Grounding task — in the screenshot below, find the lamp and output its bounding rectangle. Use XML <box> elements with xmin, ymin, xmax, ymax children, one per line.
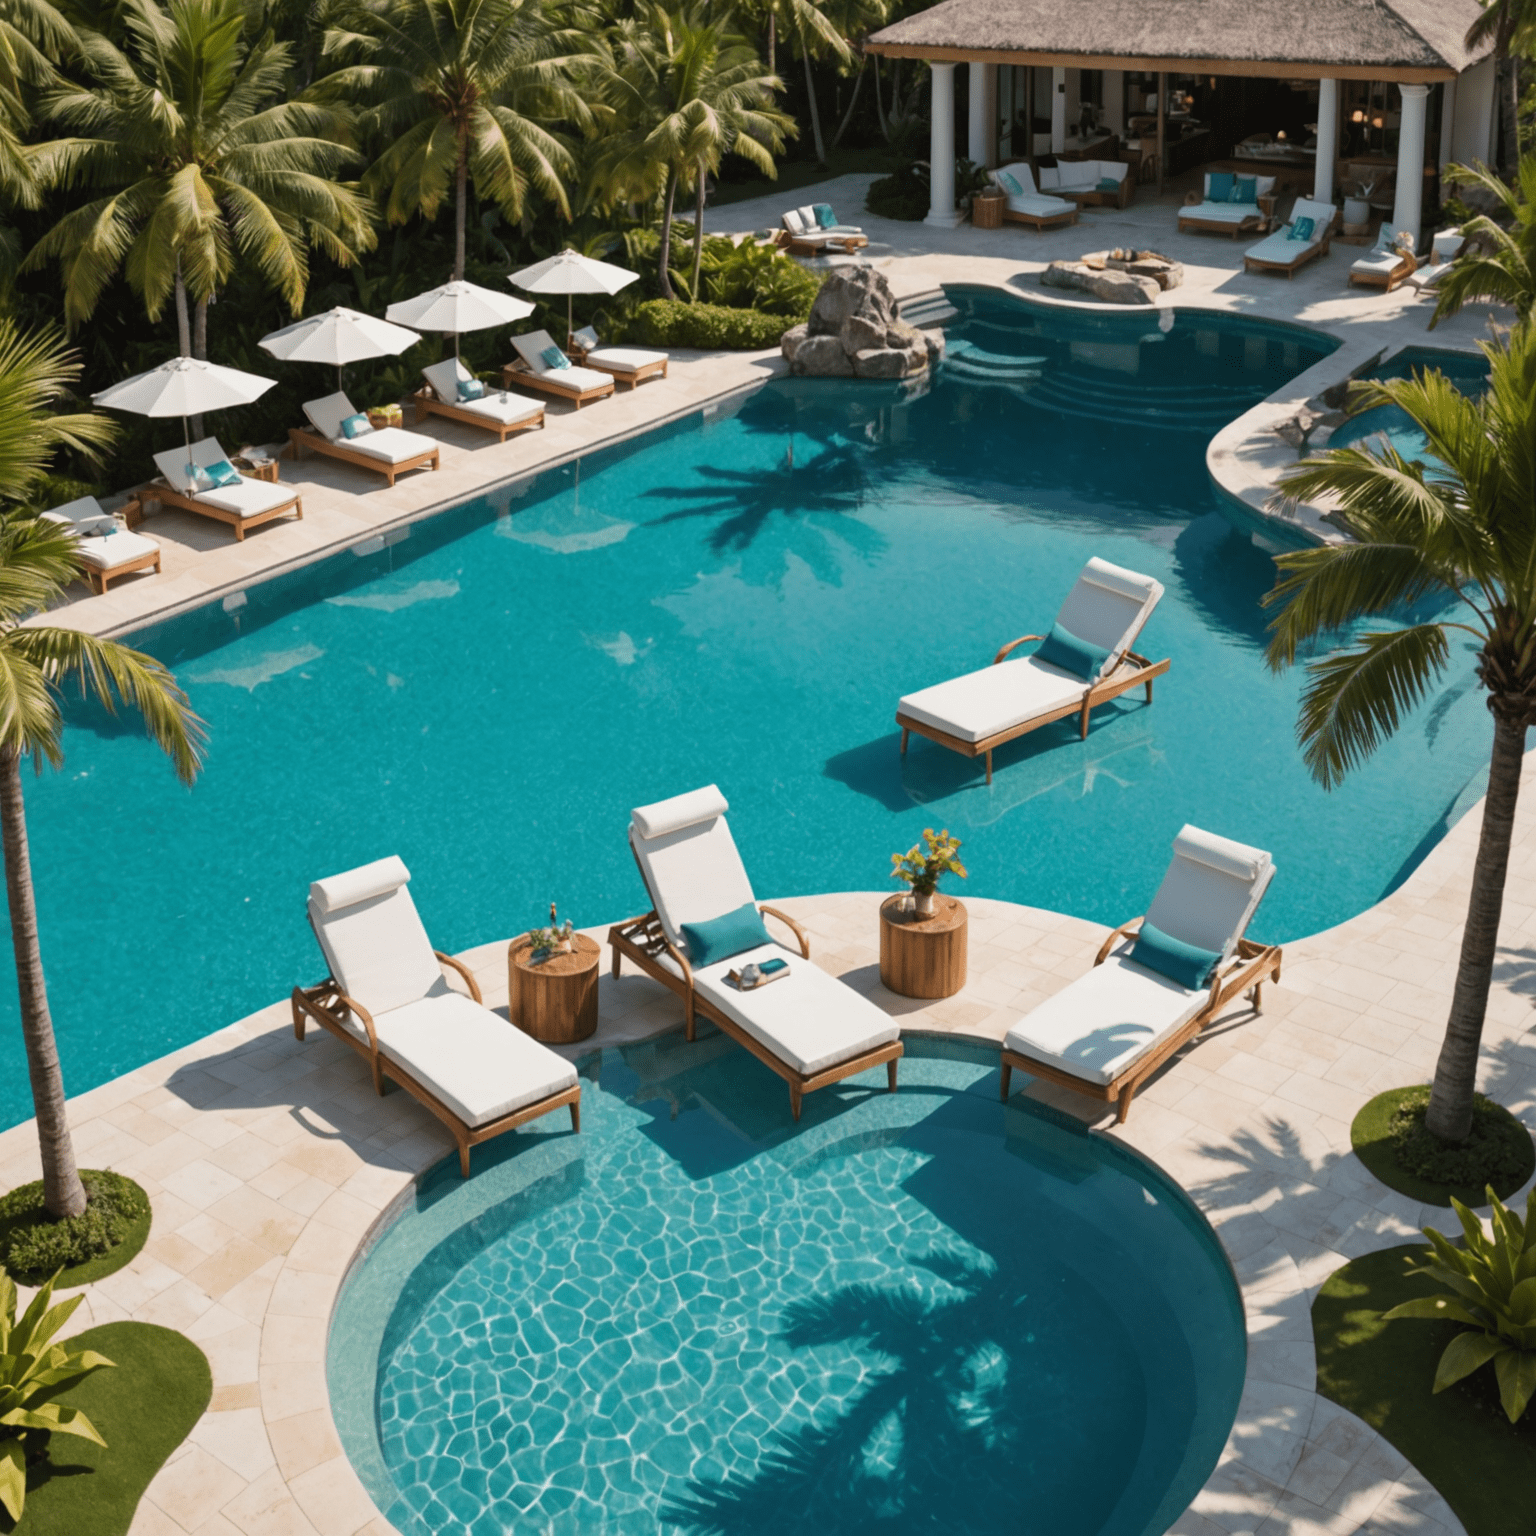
<box><xmin>1277</xmin><ymin>129</ymin><xmax>1287</xmax><ymax>141</ymax></box>
<box><xmin>1351</xmin><ymin>109</ymin><xmax>1365</xmax><ymax>123</ymax></box>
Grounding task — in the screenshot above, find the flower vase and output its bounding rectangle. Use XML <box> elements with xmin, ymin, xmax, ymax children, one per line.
<box><xmin>913</xmin><ymin>890</ymin><xmax>937</xmax><ymax>920</ymax></box>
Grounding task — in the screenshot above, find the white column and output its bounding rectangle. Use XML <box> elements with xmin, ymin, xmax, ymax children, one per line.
<box><xmin>1051</xmin><ymin>66</ymin><xmax>1066</xmax><ymax>153</ymax></box>
<box><xmin>967</xmin><ymin>63</ymin><xmax>986</xmax><ymax>165</ymax></box>
<box><xmin>981</xmin><ymin>62</ymin><xmax>998</xmax><ymax>167</ymax></box>
<box><xmin>926</xmin><ymin>62</ymin><xmax>961</xmax><ymax>228</ymax></box>
<box><xmin>1313</xmin><ymin>77</ymin><xmax>1338</xmax><ymax>205</ymax></box>
<box><xmin>1393</xmin><ymin>83</ymin><xmax>1430</xmax><ymax>247</ymax></box>
<box><xmin>1439</xmin><ymin>77</ymin><xmax>1457</xmax><ymax>173</ymax></box>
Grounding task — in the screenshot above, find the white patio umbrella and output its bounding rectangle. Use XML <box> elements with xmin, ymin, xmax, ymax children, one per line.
<box><xmin>258</xmin><ymin>306</ymin><xmax>421</xmax><ymax>390</ymax></box>
<box><xmin>508</xmin><ymin>248</ymin><xmax>639</xmax><ymax>348</ymax></box>
<box><xmin>384</xmin><ymin>280</ymin><xmax>533</xmax><ymax>357</ymax></box>
<box><xmin>93</xmin><ymin>355</ymin><xmax>276</xmax><ymax>456</ymax></box>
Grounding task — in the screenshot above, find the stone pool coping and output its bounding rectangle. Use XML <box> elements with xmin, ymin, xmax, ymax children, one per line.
<box><xmin>8</xmin><ymin>752</ymin><xmax>1535</xmax><ymax>1535</ymax></box>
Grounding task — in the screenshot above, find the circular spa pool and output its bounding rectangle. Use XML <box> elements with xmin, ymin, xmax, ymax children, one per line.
<box><xmin>330</xmin><ymin>1040</ymin><xmax>1246</xmax><ymax>1536</ymax></box>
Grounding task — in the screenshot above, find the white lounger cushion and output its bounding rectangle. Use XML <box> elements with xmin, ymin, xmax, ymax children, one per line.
<box><xmin>341</xmin><ymin>426</ymin><xmax>439</xmax><ymax>464</ymax></box>
<box><xmin>694</xmin><ymin>943</ymin><xmax>898</xmax><ymax>1076</ymax></box>
<box><xmin>899</xmin><ymin>656</ymin><xmax>1088</xmax><ymax>743</ymax></box>
<box><xmin>629</xmin><ymin>788</ymin><xmax>755</xmax><ymax>953</ymax></box>
<box><xmin>1048</xmin><ymin>159</ymin><xmax>1128</xmax><ymax>192</ymax></box>
<box><xmin>41</xmin><ymin>500</ymin><xmax>159</xmax><ymax>572</ymax></box>
<box><xmin>421</xmin><ymin>361</ymin><xmax>544</xmax><ymax>425</ymax></box>
<box><xmin>512</xmin><ymin>330</ymin><xmax>613</xmax><ymax>392</ymax></box>
<box><xmin>191</xmin><ymin>477</ymin><xmax>295</xmax><ymax>516</ymax></box>
<box><xmin>1181</xmin><ymin>201</ymin><xmax>1260</xmax><ymax>225</ymax></box>
<box><xmin>585</xmin><ymin>346</ymin><xmax>666</xmax><ymax>372</ymax></box>
<box><xmin>1249</xmin><ymin>198</ymin><xmax>1335</xmax><ymax>262</ymax></box>
<box><xmin>1352</xmin><ymin>248</ymin><xmax>1410</xmax><ymax>276</ymax></box>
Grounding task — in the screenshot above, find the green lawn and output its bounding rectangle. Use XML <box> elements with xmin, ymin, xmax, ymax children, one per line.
<box><xmin>1313</xmin><ymin>1245</ymin><xmax>1536</xmax><ymax>1536</ymax></box>
<box><xmin>9</xmin><ymin>1322</ymin><xmax>210</xmax><ymax>1535</ymax></box>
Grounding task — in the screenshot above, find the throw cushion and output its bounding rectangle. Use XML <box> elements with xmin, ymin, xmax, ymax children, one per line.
<box><xmin>539</xmin><ymin>345</ymin><xmax>570</xmax><ymax>371</ymax></box>
<box><xmin>204</xmin><ymin>458</ymin><xmax>241</xmax><ymax>487</ymax></box>
<box><xmin>1034</xmin><ymin>621</ymin><xmax>1112</xmax><ymax>682</ymax></box>
<box><xmin>812</xmin><ymin>203</ymin><xmax>836</xmax><ymax>229</ymax></box>
<box><xmin>1206</xmin><ymin>171</ymin><xmax>1235</xmax><ymax>203</ymax></box>
<box><xmin>340</xmin><ymin>413</ymin><xmax>371</xmax><ymax>440</ymax></box>
<box><xmin>457</xmin><ymin>378</ymin><xmax>486</xmax><ymax>401</ymax></box>
<box><xmin>680</xmin><ymin>901</ymin><xmax>772</xmax><ymax>967</ymax></box>
<box><xmin>1231</xmin><ymin>176</ymin><xmax>1257</xmax><ymax>205</ymax></box>
<box><xmin>994</xmin><ymin>170</ymin><xmax>1024</xmax><ymax>198</ymax></box>
<box><xmin>1130</xmin><ymin>919</ymin><xmax>1221</xmax><ymax>991</ymax></box>
<box><xmin>1097</xmin><ymin>177</ymin><xmax>1120</xmax><ymax>193</ymax></box>
<box><xmin>1288</xmin><ymin>215</ymin><xmax>1316</xmax><ymax>242</ymax></box>
<box><xmin>183</xmin><ymin>463</ymin><xmax>214</xmax><ymax>492</ymax></box>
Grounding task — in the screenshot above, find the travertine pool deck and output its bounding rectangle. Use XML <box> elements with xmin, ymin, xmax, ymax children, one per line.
<box><xmin>7</xmin><ymin>750</ymin><xmax>1535</xmax><ymax>1536</ymax></box>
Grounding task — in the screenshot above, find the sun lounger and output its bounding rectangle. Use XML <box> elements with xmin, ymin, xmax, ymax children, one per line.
<box><xmin>292</xmin><ymin>856</ymin><xmax>580</xmax><ymax>1176</ymax></box>
<box><xmin>988</xmin><ymin>164</ymin><xmax>1078</xmax><ymax>230</ymax></box>
<box><xmin>412</xmin><ymin>358</ymin><xmax>546</xmax><ymax>441</ymax></box>
<box><xmin>607</xmin><ymin>785</ymin><xmax>902</xmax><ymax>1119</ymax></box>
<box><xmin>1039</xmin><ymin>158</ymin><xmax>1134</xmax><ymax>209</ymax></box>
<box><xmin>146</xmin><ymin>436</ymin><xmax>303</xmax><ymax>540</ymax></box>
<box><xmin>1407</xmin><ymin>228</ymin><xmax>1466</xmax><ymax>292</ymax></box>
<box><xmin>502</xmin><ymin>331</ymin><xmax>616</xmax><ymax>408</ymax></box>
<box><xmin>289</xmin><ymin>392</ymin><xmax>441</xmax><ymax>486</ymax></box>
<box><xmin>780</xmin><ymin>206</ymin><xmax>868</xmax><ymax>254</ymax></box>
<box><xmin>897</xmin><ymin>557</ymin><xmax>1169</xmax><ymax>784</ymax></box>
<box><xmin>1242</xmin><ymin>198</ymin><xmax>1338</xmax><ymax>277</ymax></box>
<box><xmin>41</xmin><ymin>495</ymin><xmax>160</xmax><ymax>593</ymax></box>
<box><xmin>999</xmin><ymin>826</ymin><xmax>1281</xmax><ymax>1122</ymax></box>
<box><xmin>1349</xmin><ymin>223</ymin><xmax>1418</xmax><ymax>292</ymax></box>
<box><xmin>1178</xmin><ymin>171</ymin><xmax>1278</xmax><ymax>237</ymax></box>
<box><xmin>569</xmin><ymin>326</ymin><xmax>668</xmax><ymax>389</ymax></box>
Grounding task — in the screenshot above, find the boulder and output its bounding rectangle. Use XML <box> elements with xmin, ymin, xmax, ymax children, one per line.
<box><xmin>807</xmin><ymin>266</ymin><xmax>898</xmax><ymax>336</ymax></box>
<box><xmin>1040</xmin><ymin>261</ymin><xmax>1159</xmax><ymax>305</ymax></box>
<box><xmin>789</xmin><ymin>334</ymin><xmax>854</xmax><ymax>376</ymax></box>
<box><xmin>841</xmin><ymin>314</ymin><xmax>888</xmax><ymax>355</ymax></box>
<box><xmin>779</xmin><ymin>323</ymin><xmax>810</xmax><ymax>364</ymax></box>
<box><xmin>1089</xmin><ymin>247</ymin><xmax>1185</xmax><ymax>290</ymax></box>
<box><xmin>787</xmin><ymin>267</ymin><xmax>931</xmax><ymax>378</ymax></box>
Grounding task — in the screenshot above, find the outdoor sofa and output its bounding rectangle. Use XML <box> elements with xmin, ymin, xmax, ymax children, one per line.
<box><xmin>987</xmin><ymin>164</ymin><xmax>1079</xmax><ymax>230</ymax></box>
<box><xmin>291</xmin><ymin>393</ymin><xmax>441</xmax><ymax>486</ymax></box>
<box><xmin>897</xmin><ymin>556</ymin><xmax>1170</xmax><ymax>784</ymax></box>
<box><xmin>1039</xmin><ymin>158</ymin><xmax>1134</xmax><ymax>209</ymax></box>
<box><xmin>780</xmin><ymin>205</ymin><xmax>868</xmax><ymax>254</ymax></box>
<box><xmin>999</xmin><ymin>825</ymin><xmax>1282</xmax><ymax>1122</ymax></box>
<box><xmin>1242</xmin><ymin>198</ymin><xmax>1339</xmax><ymax>277</ymax></box>
<box><xmin>412</xmin><ymin>358</ymin><xmax>546</xmax><ymax>441</ymax></box>
<box><xmin>503</xmin><ymin>331</ymin><xmax>617</xmax><ymax>408</ymax></box>
<box><xmin>41</xmin><ymin>494</ymin><xmax>160</xmax><ymax>592</ymax></box>
<box><xmin>1178</xmin><ymin>171</ymin><xmax>1279</xmax><ymax>236</ymax></box>
<box><xmin>146</xmin><ymin>436</ymin><xmax>303</xmax><ymax>540</ymax></box>
<box><xmin>293</xmin><ymin>856</ymin><xmax>581</xmax><ymax>1176</ymax></box>
<box><xmin>608</xmin><ymin>785</ymin><xmax>902</xmax><ymax>1119</ymax></box>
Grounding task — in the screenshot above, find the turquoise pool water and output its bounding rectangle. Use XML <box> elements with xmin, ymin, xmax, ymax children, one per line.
<box><xmin>1329</xmin><ymin>345</ymin><xmax>1490</xmax><ymax>465</ymax></box>
<box><xmin>8</xmin><ymin>291</ymin><xmax>1492</xmax><ymax>1130</ymax></box>
<box><xmin>329</xmin><ymin>1038</ymin><xmax>1247</xmax><ymax>1536</ymax></box>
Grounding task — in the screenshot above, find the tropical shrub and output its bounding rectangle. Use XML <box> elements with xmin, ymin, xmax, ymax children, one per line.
<box><xmin>1383</xmin><ymin>1185</ymin><xmax>1536</xmax><ymax>1423</ymax></box>
<box><xmin>1384</xmin><ymin>1086</ymin><xmax>1534</xmax><ymax>1188</ymax></box>
<box><xmin>624</xmin><ymin>299</ymin><xmax>801</xmax><ymax>348</ymax></box>
<box><xmin>0</xmin><ymin>1170</ymin><xmax>150</xmax><ymax>1278</ymax></box>
<box><xmin>699</xmin><ymin>237</ymin><xmax>819</xmax><ymax>315</ymax></box>
<box><xmin>865</xmin><ymin>163</ymin><xmax>928</xmax><ymax>220</ymax></box>
<box><xmin>0</xmin><ymin>1269</ymin><xmax>114</xmax><ymax>1521</ymax></box>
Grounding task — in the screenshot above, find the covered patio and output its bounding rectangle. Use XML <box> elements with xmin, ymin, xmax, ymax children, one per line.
<box><xmin>864</xmin><ymin>0</ymin><xmax>1497</xmax><ymax>247</ymax></box>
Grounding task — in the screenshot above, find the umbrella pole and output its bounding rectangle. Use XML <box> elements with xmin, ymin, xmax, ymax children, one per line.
<box><xmin>567</xmin><ymin>294</ymin><xmax>573</xmax><ymax>353</ymax></box>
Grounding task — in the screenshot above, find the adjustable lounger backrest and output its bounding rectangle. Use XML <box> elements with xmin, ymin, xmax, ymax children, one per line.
<box><xmin>41</xmin><ymin>494</ymin><xmax>107</xmax><ymax>528</ymax></box>
<box><xmin>782</xmin><ymin>210</ymin><xmax>807</xmax><ymax>234</ymax></box>
<box><xmin>152</xmin><ymin>446</ymin><xmax>202</xmax><ymax>495</ymax></box>
<box><xmin>1287</xmin><ymin>199</ymin><xmax>1336</xmax><ymax>240</ymax></box>
<box><xmin>628</xmin><ymin>785</ymin><xmax>757</xmax><ymax>956</ymax></box>
<box><xmin>304</xmin><ymin>392</ymin><xmax>357</xmax><ymax>442</ymax></box>
<box><xmin>421</xmin><ymin>358</ymin><xmax>467</xmax><ymax>402</ymax></box>
<box><xmin>1142</xmin><ymin>826</ymin><xmax>1275</xmax><ymax>964</ymax></box>
<box><xmin>187</xmin><ymin>437</ymin><xmax>233</xmax><ymax>472</ymax></box>
<box><xmin>1052</xmin><ymin>557</ymin><xmax>1165</xmax><ymax>681</ymax></box>
<box><xmin>512</xmin><ymin>331</ymin><xmax>560</xmax><ymax>375</ymax></box>
<box><xmin>307</xmin><ymin>855</ymin><xmax>444</xmax><ymax>1014</ymax></box>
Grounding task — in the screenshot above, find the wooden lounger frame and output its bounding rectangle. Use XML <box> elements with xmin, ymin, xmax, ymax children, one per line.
<box><xmin>410</xmin><ymin>387</ymin><xmax>546</xmax><ymax>441</ymax></box>
<box><xmin>140</xmin><ymin>478</ymin><xmax>303</xmax><ymax>541</ymax></box>
<box><xmin>287</xmin><ymin>425</ymin><xmax>440</xmax><ymax>487</ymax></box>
<box><xmin>1348</xmin><ymin>250</ymin><xmax>1417</xmax><ymax>293</ymax></box>
<box><xmin>607</xmin><ymin>902</ymin><xmax>902</xmax><ymax>1120</ymax></box>
<box><xmin>500</xmin><ymin>361</ymin><xmax>616</xmax><ymax>408</ymax></box>
<box><xmin>1000</xmin><ymin>926</ymin><xmax>1283</xmax><ymax>1123</ymax></box>
<box><xmin>776</xmin><ymin>230</ymin><xmax>870</xmax><ymax>256</ymax></box>
<box><xmin>1001</xmin><ymin>204</ymin><xmax>1078</xmax><ymax>232</ymax></box>
<box><xmin>1178</xmin><ymin>194</ymin><xmax>1274</xmax><ymax>239</ymax></box>
<box><xmin>291</xmin><ymin>951</ymin><xmax>580</xmax><ymax>1177</ymax></box>
<box><xmin>576</xmin><ymin>352</ymin><xmax>669</xmax><ymax>390</ymax></box>
<box><xmin>897</xmin><ymin>636</ymin><xmax>1172</xmax><ymax>785</ymax></box>
<box><xmin>1243</xmin><ymin>217</ymin><xmax>1337</xmax><ymax>278</ymax></box>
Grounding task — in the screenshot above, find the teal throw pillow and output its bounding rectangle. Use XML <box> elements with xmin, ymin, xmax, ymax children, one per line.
<box><xmin>995</xmin><ymin>170</ymin><xmax>1024</xmax><ymax>198</ymax></box>
<box><xmin>205</xmin><ymin>458</ymin><xmax>241</xmax><ymax>487</ymax></box>
<box><xmin>1034</xmin><ymin>621</ymin><xmax>1112</xmax><ymax>682</ymax></box>
<box><xmin>1097</xmin><ymin>177</ymin><xmax>1120</xmax><ymax>193</ymax></box>
<box><xmin>1206</xmin><ymin>171</ymin><xmax>1234</xmax><ymax>203</ymax></box>
<box><xmin>1231</xmin><ymin>176</ymin><xmax>1257</xmax><ymax>205</ymax></box>
<box><xmin>1288</xmin><ymin>215</ymin><xmax>1316</xmax><ymax>242</ymax></box>
<box><xmin>457</xmin><ymin>378</ymin><xmax>486</xmax><ymax>401</ymax></box>
<box><xmin>340</xmin><ymin>413</ymin><xmax>371</xmax><ymax>439</ymax></box>
<box><xmin>813</xmin><ymin>203</ymin><xmax>836</xmax><ymax>229</ymax></box>
<box><xmin>1130</xmin><ymin>919</ymin><xmax>1221</xmax><ymax>991</ymax></box>
<box><xmin>680</xmin><ymin>902</ymin><xmax>772</xmax><ymax>967</ymax></box>
<box><xmin>183</xmin><ymin>462</ymin><xmax>213</xmax><ymax>491</ymax></box>
<box><xmin>539</xmin><ymin>345</ymin><xmax>570</xmax><ymax>371</ymax></box>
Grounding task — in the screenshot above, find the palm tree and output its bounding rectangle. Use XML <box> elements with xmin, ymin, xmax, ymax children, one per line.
<box><xmin>1465</xmin><ymin>0</ymin><xmax>1536</xmax><ymax>174</ymax></box>
<box><xmin>0</xmin><ymin>325</ymin><xmax>203</xmax><ymax>1221</ymax></box>
<box><xmin>1264</xmin><ymin>325</ymin><xmax>1536</xmax><ymax>1144</ymax></box>
<box><xmin>1431</xmin><ymin>154</ymin><xmax>1536</xmax><ymax>328</ymax></box>
<box><xmin>320</xmin><ymin>0</ymin><xmax>586</xmax><ymax>282</ymax></box>
<box><xmin>594</xmin><ymin>4</ymin><xmax>789</xmax><ymax>302</ymax></box>
<box><xmin>26</xmin><ymin>0</ymin><xmax>373</xmax><ymax>358</ymax></box>
<box><xmin>0</xmin><ymin>0</ymin><xmax>76</xmax><ymax>208</ymax></box>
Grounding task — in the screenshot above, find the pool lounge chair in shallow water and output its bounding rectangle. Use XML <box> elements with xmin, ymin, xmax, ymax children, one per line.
<box><xmin>896</xmin><ymin>557</ymin><xmax>1169</xmax><ymax>784</ymax></box>
<box><xmin>999</xmin><ymin>826</ymin><xmax>1282</xmax><ymax>1123</ymax></box>
<box><xmin>607</xmin><ymin>785</ymin><xmax>902</xmax><ymax>1119</ymax></box>
<box><xmin>292</xmin><ymin>857</ymin><xmax>580</xmax><ymax>1176</ymax></box>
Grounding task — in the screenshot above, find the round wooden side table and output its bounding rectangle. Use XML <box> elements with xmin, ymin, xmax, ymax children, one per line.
<box><xmin>508</xmin><ymin>932</ymin><xmax>599</xmax><ymax>1042</ymax></box>
<box><xmin>879</xmin><ymin>895</ymin><xmax>968</xmax><ymax>1000</ymax></box>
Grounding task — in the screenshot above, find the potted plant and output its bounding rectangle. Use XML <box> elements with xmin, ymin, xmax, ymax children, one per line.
<box><xmin>891</xmin><ymin>829</ymin><xmax>967</xmax><ymax>919</ymax></box>
<box><xmin>526</xmin><ymin>903</ymin><xmax>575</xmax><ymax>963</ymax></box>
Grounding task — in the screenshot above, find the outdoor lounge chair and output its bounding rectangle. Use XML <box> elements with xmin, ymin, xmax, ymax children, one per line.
<box><xmin>1242</xmin><ymin>198</ymin><xmax>1338</xmax><ymax>277</ymax></box>
<box><xmin>569</xmin><ymin>326</ymin><xmax>669</xmax><ymax>389</ymax></box>
<box><xmin>607</xmin><ymin>785</ymin><xmax>902</xmax><ymax>1119</ymax></box>
<box><xmin>780</xmin><ymin>206</ymin><xmax>868</xmax><ymax>255</ymax></box>
<box><xmin>987</xmin><ymin>164</ymin><xmax>1078</xmax><ymax>230</ymax></box>
<box><xmin>1039</xmin><ymin>158</ymin><xmax>1134</xmax><ymax>209</ymax></box>
<box><xmin>503</xmin><ymin>331</ymin><xmax>617</xmax><ymax>408</ymax></box>
<box><xmin>147</xmin><ymin>436</ymin><xmax>303</xmax><ymax>540</ymax></box>
<box><xmin>1178</xmin><ymin>171</ymin><xmax>1278</xmax><ymax>237</ymax></box>
<box><xmin>999</xmin><ymin>825</ymin><xmax>1281</xmax><ymax>1123</ymax></box>
<box><xmin>413</xmin><ymin>358</ymin><xmax>546</xmax><ymax>441</ymax></box>
<box><xmin>1348</xmin><ymin>224</ymin><xmax>1418</xmax><ymax>292</ymax></box>
<box><xmin>41</xmin><ymin>494</ymin><xmax>160</xmax><ymax>593</ymax></box>
<box><xmin>292</xmin><ymin>856</ymin><xmax>580</xmax><ymax>1176</ymax></box>
<box><xmin>896</xmin><ymin>557</ymin><xmax>1169</xmax><ymax>784</ymax></box>
<box><xmin>290</xmin><ymin>393</ymin><xmax>441</xmax><ymax>486</ymax></box>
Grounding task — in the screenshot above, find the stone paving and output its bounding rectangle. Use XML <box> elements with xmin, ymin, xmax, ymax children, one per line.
<box><xmin>3</xmin><ymin>748</ymin><xmax>1532</xmax><ymax>1535</ymax></box>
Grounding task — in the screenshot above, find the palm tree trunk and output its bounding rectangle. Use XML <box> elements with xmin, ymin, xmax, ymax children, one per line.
<box><xmin>690</xmin><ymin>161</ymin><xmax>707</xmax><ymax>303</ymax></box>
<box><xmin>766</xmin><ymin>12</ymin><xmax>775</xmax><ymax>78</ymax></box>
<box><xmin>454</xmin><ymin>140</ymin><xmax>468</xmax><ymax>283</ymax></box>
<box><xmin>873</xmin><ymin>53</ymin><xmax>888</xmax><ymax>139</ymax></box>
<box><xmin>657</xmin><ymin>165</ymin><xmax>678</xmax><ymax>302</ymax></box>
<box><xmin>832</xmin><ymin>56</ymin><xmax>867</xmax><ymax>149</ymax></box>
<box><xmin>174</xmin><ymin>264</ymin><xmax>191</xmax><ymax>358</ymax></box>
<box><xmin>802</xmin><ymin>49</ymin><xmax>827</xmax><ymax>165</ymax></box>
<box><xmin>0</xmin><ymin>749</ymin><xmax>85</xmax><ymax>1221</ymax></box>
<box><xmin>1426</xmin><ymin>711</ymin><xmax>1528</xmax><ymax>1140</ymax></box>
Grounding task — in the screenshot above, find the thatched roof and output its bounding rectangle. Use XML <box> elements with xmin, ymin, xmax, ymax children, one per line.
<box><xmin>866</xmin><ymin>0</ymin><xmax>1492</xmax><ymax>80</ymax></box>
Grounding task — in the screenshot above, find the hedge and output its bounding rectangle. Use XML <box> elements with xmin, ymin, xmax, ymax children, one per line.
<box><xmin>626</xmin><ymin>300</ymin><xmax>800</xmax><ymax>350</ymax></box>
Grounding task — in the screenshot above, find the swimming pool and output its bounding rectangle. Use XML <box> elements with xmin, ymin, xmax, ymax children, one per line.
<box><xmin>329</xmin><ymin>1038</ymin><xmax>1247</xmax><ymax>1536</ymax></box>
<box><xmin>1328</xmin><ymin>344</ymin><xmax>1490</xmax><ymax>465</ymax></box>
<box><xmin>10</xmin><ymin>291</ymin><xmax>1492</xmax><ymax>1130</ymax></box>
